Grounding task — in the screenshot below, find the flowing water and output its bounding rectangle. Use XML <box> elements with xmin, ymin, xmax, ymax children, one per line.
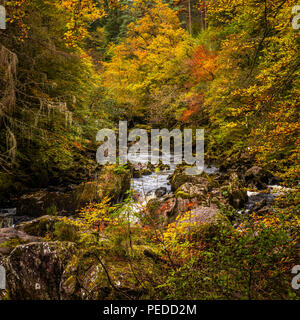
<box><xmin>130</xmin><ymin>153</ymin><xmax>218</xmax><ymax>203</ymax></box>
<box><xmin>0</xmin><ymin>155</ymin><xmax>292</xmax><ymax>228</ymax></box>
<box><xmin>240</xmin><ymin>185</ymin><xmax>295</xmax><ymax>214</ymax></box>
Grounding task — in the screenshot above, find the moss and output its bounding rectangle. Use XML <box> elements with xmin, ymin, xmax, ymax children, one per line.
<box><xmin>74</xmin><ymin>164</ymin><xmax>131</xmax><ymax>205</ymax></box>
<box><xmin>0</xmin><ymin>173</ymin><xmax>13</xmax><ymax>192</ymax></box>
<box><xmin>53</xmin><ymin>221</ymin><xmax>79</xmax><ymax>242</ymax></box>
<box><xmin>187</xmin><ymin>214</ymin><xmax>232</xmax><ymax>242</ymax></box>
<box><xmin>175</xmin><ymin>190</ymin><xmax>192</xmax><ymax>199</ymax></box>
<box><xmin>159</xmin><ymin>163</ymin><xmax>170</xmax><ymax>171</ymax></box>
<box><xmin>132</xmin><ymin>169</ymin><xmax>142</xmax><ymax>178</ymax></box>
<box><xmin>171</xmin><ymin>173</ymin><xmax>189</xmax><ymax>191</ymax></box>
<box><xmin>46</xmin><ymin>205</ymin><xmax>57</xmax><ymax>216</ymax></box>
<box><xmin>0</xmin><ymin>289</ymin><xmax>10</xmax><ymax>300</ymax></box>
<box><xmin>141</xmin><ymin>169</ymin><xmax>152</xmax><ymax>176</ymax></box>
<box><xmin>0</xmin><ymin>238</ymin><xmax>27</xmax><ymax>249</ymax></box>
<box><xmin>20</xmin><ymin>216</ymin><xmax>59</xmax><ymax>237</ymax></box>
<box><xmin>55</xmin><ymin>242</ymin><xmax>76</xmax><ymax>262</ymax></box>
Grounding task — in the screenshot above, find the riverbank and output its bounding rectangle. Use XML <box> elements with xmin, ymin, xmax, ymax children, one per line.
<box><xmin>1</xmin><ymin>155</ymin><xmax>299</xmax><ymax>300</ymax></box>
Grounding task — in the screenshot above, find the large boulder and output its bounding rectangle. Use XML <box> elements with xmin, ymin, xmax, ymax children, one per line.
<box><xmin>176</xmin><ymin>182</ymin><xmax>208</xmax><ymax>200</ymax></box>
<box><xmin>0</xmin><ymin>228</ymin><xmax>40</xmax><ymax>255</ymax></box>
<box><xmin>176</xmin><ymin>205</ymin><xmax>228</xmax><ymax>227</ymax></box>
<box><xmin>60</xmin><ymin>254</ymin><xmax>110</xmax><ymax>300</ymax></box>
<box><xmin>155</xmin><ymin>187</ymin><xmax>167</xmax><ymax>198</ymax></box>
<box><xmin>223</xmin><ymin>173</ymin><xmax>248</xmax><ymax>209</ymax></box>
<box><xmin>18</xmin><ymin>188</ymin><xmax>78</xmax><ymax>217</ymax></box>
<box><xmin>169</xmin><ymin>166</ymin><xmax>217</xmax><ymax>191</ymax></box>
<box><xmin>73</xmin><ymin>165</ymin><xmax>131</xmax><ymax>206</ymax></box>
<box><xmin>144</xmin><ymin>195</ymin><xmax>182</xmax><ymax>226</ymax></box>
<box><xmin>16</xmin><ymin>165</ymin><xmax>131</xmax><ymax>217</ymax></box>
<box><xmin>130</xmin><ymin>162</ymin><xmax>155</xmax><ymax>178</ymax></box>
<box><xmin>60</xmin><ymin>249</ymin><xmax>145</xmax><ymax>300</ymax></box>
<box><xmin>3</xmin><ymin>242</ymin><xmax>75</xmax><ymax>300</ymax></box>
<box><xmin>16</xmin><ymin>215</ymin><xmax>60</xmax><ymax>237</ymax></box>
<box><xmin>16</xmin><ymin>215</ymin><xmax>78</xmax><ymax>242</ymax></box>
<box><xmin>171</xmin><ymin>205</ymin><xmax>231</xmax><ymax>240</ymax></box>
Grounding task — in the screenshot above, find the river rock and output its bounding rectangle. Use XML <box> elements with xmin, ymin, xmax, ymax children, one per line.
<box><xmin>60</xmin><ymin>254</ymin><xmax>110</xmax><ymax>300</ymax></box>
<box><xmin>245</xmin><ymin>166</ymin><xmax>271</xmax><ymax>189</ymax></box>
<box><xmin>169</xmin><ymin>166</ymin><xmax>217</xmax><ymax>191</ymax></box>
<box><xmin>174</xmin><ymin>197</ymin><xmax>199</xmax><ymax>218</ymax></box>
<box><xmin>172</xmin><ymin>205</ymin><xmax>231</xmax><ymax>238</ymax></box>
<box><xmin>141</xmin><ymin>169</ymin><xmax>152</xmax><ymax>176</ymax></box>
<box><xmin>224</xmin><ymin>173</ymin><xmax>248</xmax><ymax>209</ymax></box>
<box><xmin>16</xmin><ymin>215</ymin><xmax>61</xmax><ymax>237</ymax></box>
<box><xmin>155</xmin><ymin>187</ymin><xmax>167</xmax><ymax>197</ymax></box>
<box><xmin>60</xmin><ymin>249</ymin><xmax>145</xmax><ymax>300</ymax></box>
<box><xmin>177</xmin><ymin>205</ymin><xmax>226</xmax><ymax>225</ymax></box>
<box><xmin>176</xmin><ymin>182</ymin><xmax>208</xmax><ymax>200</ymax></box>
<box><xmin>17</xmin><ymin>189</ymin><xmax>74</xmax><ymax>217</ymax></box>
<box><xmin>159</xmin><ymin>197</ymin><xmax>177</xmax><ymax>219</ymax></box>
<box><xmin>132</xmin><ymin>169</ymin><xmax>142</xmax><ymax>178</ymax></box>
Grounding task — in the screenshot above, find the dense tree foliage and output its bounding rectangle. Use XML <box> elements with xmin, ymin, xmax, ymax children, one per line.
<box><xmin>103</xmin><ymin>0</ymin><xmax>299</xmax><ymax>183</ymax></box>
<box><xmin>0</xmin><ymin>0</ymin><xmax>105</xmax><ymax>197</ymax></box>
<box><xmin>203</xmin><ymin>0</ymin><xmax>299</xmax><ymax>182</ymax></box>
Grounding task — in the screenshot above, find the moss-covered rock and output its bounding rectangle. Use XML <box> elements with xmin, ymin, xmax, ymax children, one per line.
<box><xmin>175</xmin><ymin>182</ymin><xmax>208</xmax><ymax>200</ymax></box>
<box><xmin>244</xmin><ymin>166</ymin><xmax>272</xmax><ymax>190</ymax></box>
<box><xmin>17</xmin><ymin>190</ymin><xmax>74</xmax><ymax>217</ymax></box>
<box><xmin>60</xmin><ymin>246</ymin><xmax>146</xmax><ymax>300</ymax></box>
<box><xmin>3</xmin><ymin>241</ymin><xmax>76</xmax><ymax>300</ymax></box>
<box><xmin>74</xmin><ymin>164</ymin><xmax>131</xmax><ymax>206</ymax></box>
<box><xmin>169</xmin><ymin>165</ymin><xmax>218</xmax><ymax>191</ymax></box>
<box><xmin>15</xmin><ymin>215</ymin><xmax>78</xmax><ymax>242</ymax></box>
<box><xmin>141</xmin><ymin>168</ymin><xmax>152</xmax><ymax>176</ymax></box>
<box><xmin>0</xmin><ymin>227</ymin><xmax>40</xmax><ymax>255</ymax></box>
<box><xmin>16</xmin><ymin>215</ymin><xmax>60</xmax><ymax>237</ymax></box>
<box><xmin>16</xmin><ymin>165</ymin><xmax>131</xmax><ymax>217</ymax></box>
<box><xmin>174</xmin><ymin>205</ymin><xmax>231</xmax><ymax>237</ymax></box>
<box><xmin>222</xmin><ymin>173</ymin><xmax>248</xmax><ymax>209</ymax></box>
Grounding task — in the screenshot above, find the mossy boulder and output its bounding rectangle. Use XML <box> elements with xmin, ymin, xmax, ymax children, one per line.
<box><xmin>132</xmin><ymin>169</ymin><xmax>142</xmax><ymax>178</ymax></box>
<box><xmin>16</xmin><ymin>215</ymin><xmax>78</xmax><ymax>242</ymax></box>
<box><xmin>60</xmin><ymin>252</ymin><xmax>111</xmax><ymax>300</ymax></box>
<box><xmin>141</xmin><ymin>168</ymin><xmax>152</xmax><ymax>176</ymax></box>
<box><xmin>0</xmin><ymin>227</ymin><xmax>40</xmax><ymax>255</ymax></box>
<box><xmin>73</xmin><ymin>165</ymin><xmax>131</xmax><ymax>206</ymax></box>
<box><xmin>245</xmin><ymin>166</ymin><xmax>272</xmax><ymax>190</ymax></box>
<box><xmin>222</xmin><ymin>173</ymin><xmax>248</xmax><ymax>209</ymax></box>
<box><xmin>175</xmin><ymin>182</ymin><xmax>209</xmax><ymax>200</ymax></box>
<box><xmin>16</xmin><ymin>215</ymin><xmax>60</xmax><ymax>237</ymax></box>
<box><xmin>174</xmin><ymin>205</ymin><xmax>231</xmax><ymax>238</ymax></box>
<box><xmin>169</xmin><ymin>166</ymin><xmax>217</xmax><ymax>191</ymax></box>
<box><xmin>17</xmin><ymin>190</ymin><xmax>73</xmax><ymax>217</ymax></box>
<box><xmin>2</xmin><ymin>241</ymin><xmax>76</xmax><ymax>300</ymax></box>
<box><xmin>60</xmin><ymin>248</ymin><xmax>145</xmax><ymax>300</ymax></box>
<box><xmin>16</xmin><ymin>165</ymin><xmax>131</xmax><ymax>217</ymax></box>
